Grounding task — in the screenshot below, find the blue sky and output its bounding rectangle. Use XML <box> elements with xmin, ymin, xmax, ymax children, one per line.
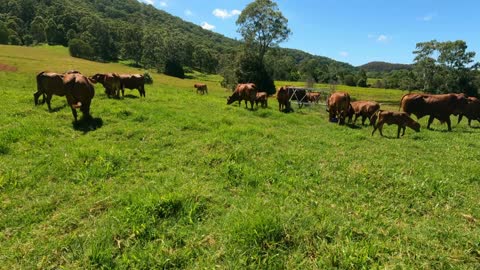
<box><xmin>139</xmin><ymin>0</ymin><xmax>480</xmax><ymax>66</ymax></box>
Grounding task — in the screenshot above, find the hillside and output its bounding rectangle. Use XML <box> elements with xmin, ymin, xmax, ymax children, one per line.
<box><xmin>359</xmin><ymin>61</ymin><xmax>413</xmax><ymax>72</ymax></box>
<box><xmin>0</xmin><ymin>0</ymin><xmax>355</xmax><ymax>80</ymax></box>
<box><xmin>1</xmin><ymin>45</ymin><xmax>479</xmax><ymax>269</ymax></box>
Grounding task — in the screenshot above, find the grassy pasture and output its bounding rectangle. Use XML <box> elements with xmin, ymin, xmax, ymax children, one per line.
<box><xmin>0</xmin><ymin>45</ymin><xmax>479</xmax><ymax>269</ymax></box>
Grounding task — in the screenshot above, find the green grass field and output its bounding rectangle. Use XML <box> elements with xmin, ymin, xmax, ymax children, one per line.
<box><xmin>1</xmin><ymin>45</ymin><xmax>479</xmax><ymax>269</ymax></box>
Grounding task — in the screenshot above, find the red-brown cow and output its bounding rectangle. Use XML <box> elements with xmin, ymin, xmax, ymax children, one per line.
<box><xmin>227</xmin><ymin>83</ymin><xmax>257</xmax><ymax>110</ymax></box>
<box><xmin>63</xmin><ymin>73</ymin><xmax>95</xmax><ymax>121</ymax></box>
<box><xmin>306</xmin><ymin>92</ymin><xmax>321</xmax><ymax>104</ymax></box>
<box><xmin>119</xmin><ymin>74</ymin><xmax>145</xmax><ymax>97</ymax></box>
<box><xmin>400</xmin><ymin>93</ymin><xmax>468</xmax><ymax>131</ymax></box>
<box><xmin>348</xmin><ymin>101</ymin><xmax>380</xmax><ymax>125</ymax></box>
<box><xmin>327</xmin><ymin>92</ymin><xmax>351</xmax><ymax>125</ymax></box>
<box><xmin>255</xmin><ymin>92</ymin><xmax>268</xmax><ymax>108</ymax></box>
<box><xmin>371</xmin><ymin>110</ymin><xmax>420</xmax><ymax>138</ymax></box>
<box><xmin>458</xmin><ymin>96</ymin><xmax>480</xmax><ymax>127</ymax></box>
<box><xmin>276</xmin><ymin>86</ymin><xmax>292</xmax><ymax>112</ymax></box>
<box><xmin>90</xmin><ymin>73</ymin><xmax>121</xmax><ymax>98</ymax></box>
<box><xmin>194</xmin><ymin>83</ymin><xmax>208</xmax><ymax>95</ymax></box>
<box><xmin>34</xmin><ymin>71</ymin><xmax>66</xmax><ymax>110</ymax></box>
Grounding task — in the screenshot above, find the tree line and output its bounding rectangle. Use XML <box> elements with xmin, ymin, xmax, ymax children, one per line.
<box><xmin>1</xmin><ymin>0</ymin><xmax>478</xmax><ymax>95</ymax></box>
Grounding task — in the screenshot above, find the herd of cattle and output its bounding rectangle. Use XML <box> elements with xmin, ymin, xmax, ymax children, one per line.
<box><xmin>34</xmin><ymin>70</ymin><xmax>146</xmax><ymax>121</ymax></box>
<box><xmin>226</xmin><ymin>83</ymin><xmax>480</xmax><ymax>138</ymax></box>
<box><xmin>33</xmin><ymin>73</ymin><xmax>480</xmax><ymax>138</ymax></box>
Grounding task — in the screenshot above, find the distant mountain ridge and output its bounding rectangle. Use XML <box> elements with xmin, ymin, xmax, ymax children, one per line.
<box><xmin>359</xmin><ymin>61</ymin><xmax>413</xmax><ymax>73</ymax></box>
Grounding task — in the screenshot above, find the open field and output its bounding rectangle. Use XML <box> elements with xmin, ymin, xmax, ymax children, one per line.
<box><xmin>0</xmin><ymin>45</ymin><xmax>479</xmax><ymax>269</ymax></box>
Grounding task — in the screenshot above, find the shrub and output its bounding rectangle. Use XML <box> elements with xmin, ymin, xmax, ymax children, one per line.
<box><xmin>68</xmin><ymin>38</ymin><xmax>94</xmax><ymax>60</ymax></box>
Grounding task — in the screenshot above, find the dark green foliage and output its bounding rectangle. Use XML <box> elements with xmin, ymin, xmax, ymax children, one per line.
<box><xmin>68</xmin><ymin>38</ymin><xmax>94</xmax><ymax>59</ymax></box>
<box><xmin>143</xmin><ymin>72</ymin><xmax>153</xmax><ymax>84</ymax></box>
<box><xmin>30</xmin><ymin>16</ymin><xmax>46</xmax><ymax>43</ymax></box>
<box><xmin>360</xmin><ymin>61</ymin><xmax>413</xmax><ymax>73</ymax></box>
<box><xmin>0</xmin><ymin>21</ymin><xmax>9</xmax><ymax>44</ymax></box>
<box><xmin>22</xmin><ymin>34</ymin><xmax>32</xmax><ymax>45</ymax></box>
<box><xmin>8</xmin><ymin>33</ymin><xmax>21</xmax><ymax>45</ymax></box>
<box><xmin>344</xmin><ymin>74</ymin><xmax>356</xmax><ymax>86</ymax></box>
<box><xmin>236</xmin><ymin>53</ymin><xmax>276</xmax><ymax>95</ymax></box>
<box><xmin>164</xmin><ymin>59</ymin><xmax>184</xmax><ymax>79</ymax></box>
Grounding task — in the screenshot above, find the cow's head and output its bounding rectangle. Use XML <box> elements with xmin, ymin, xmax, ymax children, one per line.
<box><xmin>408</xmin><ymin>119</ymin><xmax>421</xmax><ymax>132</ymax></box>
<box><xmin>90</xmin><ymin>74</ymin><xmax>105</xmax><ymax>84</ymax></box>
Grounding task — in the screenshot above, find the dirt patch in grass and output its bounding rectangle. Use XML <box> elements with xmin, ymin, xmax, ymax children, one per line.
<box><xmin>0</xmin><ymin>63</ymin><xmax>18</xmax><ymax>72</ymax></box>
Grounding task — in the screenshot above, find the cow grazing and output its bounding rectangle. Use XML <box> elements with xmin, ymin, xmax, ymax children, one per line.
<box><xmin>34</xmin><ymin>71</ymin><xmax>67</xmax><ymax>110</ymax></box>
<box><xmin>348</xmin><ymin>101</ymin><xmax>380</xmax><ymax>125</ymax></box>
<box><xmin>327</xmin><ymin>92</ymin><xmax>351</xmax><ymax>125</ymax></box>
<box><xmin>255</xmin><ymin>92</ymin><xmax>268</xmax><ymax>108</ymax></box>
<box><xmin>371</xmin><ymin>110</ymin><xmax>420</xmax><ymax>138</ymax></box>
<box><xmin>90</xmin><ymin>73</ymin><xmax>121</xmax><ymax>98</ymax></box>
<box><xmin>227</xmin><ymin>83</ymin><xmax>257</xmax><ymax>110</ymax></box>
<box><xmin>118</xmin><ymin>74</ymin><xmax>145</xmax><ymax>97</ymax></box>
<box><xmin>400</xmin><ymin>93</ymin><xmax>468</xmax><ymax>131</ymax></box>
<box><xmin>194</xmin><ymin>83</ymin><xmax>208</xmax><ymax>95</ymax></box>
<box><xmin>63</xmin><ymin>73</ymin><xmax>95</xmax><ymax>121</ymax></box>
<box><xmin>276</xmin><ymin>86</ymin><xmax>292</xmax><ymax>112</ymax></box>
<box><xmin>457</xmin><ymin>96</ymin><xmax>480</xmax><ymax>127</ymax></box>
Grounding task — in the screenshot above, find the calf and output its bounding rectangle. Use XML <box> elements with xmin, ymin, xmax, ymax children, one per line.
<box><xmin>194</xmin><ymin>83</ymin><xmax>208</xmax><ymax>95</ymax></box>
<box><xmin>119</xmin><ymin>74</ymin><xmax>145</xmax><ymax>97</ymax></box>
<box><xmin>255</xmin><ymin>92</ymin><xmax>268</xmax><ymax>108</ymax></box>
<box><xmin>371</xmin><ymin>110</ymin><xmax>420</xmax><ymax>138</ymax></box>
<box><xmin>348</xmin><ymin>101</ymin><xmax>380</xmax><ymax>125</ymax></box>
<box><xmin>327</xmin><ymin>92</ymin><xmax>351</xmax><ymax>125</ymax></box>
<box><xmin>457</xmin><ymin>96</ymin><xmax>480</xmax><ymax>127</ymax></box>
<box><xmin>90</xmin><ymin>73</ymin><xmax>121</xmax><ymax>98</ymax></box>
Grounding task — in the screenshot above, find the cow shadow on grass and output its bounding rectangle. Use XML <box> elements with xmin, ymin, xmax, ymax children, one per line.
<box><xmin>50</xmin><ymin>104</ymin><xmax>67</xmax><ymax>112</ymax></box>
<box><xmin>124</xmin><ymin>94</ymin><xmax>139</xmax><ymax>99</ymax></box>
<box><xmin>72</xmin><ymin>117</ymin><xmax>103</xmax><ymax>133</ymax></box>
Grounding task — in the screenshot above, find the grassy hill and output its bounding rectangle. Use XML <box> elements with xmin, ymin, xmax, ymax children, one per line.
<box><xmin>359</xmin><ymin>61</ymin><xmax>413</xmax><ymax>73</ymax></box>
<box><xmin>1</xmin><ymin>45</ymin><xmax>479</xmax><ymax>269</ymax></box>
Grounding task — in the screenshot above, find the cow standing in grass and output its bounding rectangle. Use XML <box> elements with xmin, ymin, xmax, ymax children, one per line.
<box><xmin>227</xmin><ymin>83</ymin><xmax>257</xmax><ymax>110</ymax></box>
<box><xmin>194</xmin><ymin>83</ymin><xmax>208</xmax><ymax>95</ymax></box>
<box><xmin>400</xmin><ymin>93</ymin><xmax>468</xmax><ymax>131</ymax></box>
<box><xmin>34</xmin><ymin>71</ymin><xmax>66</xmax><ymax>110</ymax></box>
<box><xmin>90</xmin><ymin>73</ymin><xmax>121</xmax><ymax>98</ymax></box>
<box><xmin>276</xmin><ymin>86</ymin><xmax>292</xmax><ymax>112</ymax></box>
<box><xmin>348</xmin><ymin>101</ymin><xmax>380</xmax><ymax>125</ymax></box>
<box><xmin>119</xmin><ymin>74</ymin><xmax>146</xmax><ymax>97</ymax></box>
<box><xmin>63</xmin><ymin>73</ymin><xmax>95</xmax><ymax>121</ymax></box>
<box><xmin>371</xmin><ymin>110</ymin><xmax>420</xmax><ymax>138</ymax></box>
<box><xmin>457</xmin><ymin>96</ymin><xmax>480</xmax><ymax>127</ymax></box>
<box><xmin>327</xmin><ymin>92</ymin><xmax>351</xmax><ymax>125</ymax></box>
<box><xmin>255</xmin><ymin>92</ymin><xmax>268</xmax><ymax>108</ymax></box>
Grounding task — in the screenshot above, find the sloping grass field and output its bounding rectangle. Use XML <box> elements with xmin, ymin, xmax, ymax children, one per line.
<box><xmin>0</xmin><ymin>45</ymin><xmax>479</xmax><ymax>269</ymax></box>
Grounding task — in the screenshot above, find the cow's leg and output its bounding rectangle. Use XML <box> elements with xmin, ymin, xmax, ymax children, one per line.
<box><xmin>468</xmin><ymin>118</ymin><xmax>472</xmax><ymax>127</ymax></box>
<box><xmin>446</xmin><ymin>117</ymin><xmax>452</xmax><ymax>131</ymax></box>
<box><xmin>361</xmin><ymin>115</ymin><xmax>367</xmax><ymax>125</ymax></box>
<box><xmin>402</xmin><ymin>126</ymin><xmax>406</xmax><ymax>136</ymax></box>
<box><xmin>427</xmin><ymin>115</ymin><xmax>434</xmax><ymax>129</ymax></box>
<box><xmin>34</xmin><ymin>92</ymin><xmax>42</xmax><ymax>105</ymax></box>
<box><xmin>141</xmin><ymin>86</ymin><xmax>145</xmax><ymax>97</ymax></box>
<box><xmin>45</xmin><ymin>94</ymin><xmax>53</xmax><ymax>111</ymax></box>
<box><xmin>397</xmin><ymin>125</ymin><xmax>402</xmax><ymax>138</ymax></box>
<box><xmin>250</xmin><ymin>100</ymin><xmax>254</xmax><ymax>110</ymax></box>
<box><xmin>458</xmin><ymin>115</ymin><xmax>463</xmax><ymax>124</ymax></box>
<box><xmin>371</xmin><ymin>124</ymin><xmax>378</xmax><ymax>136</ymax></box>
<box><xmin>378</xmin><ymin>123</ymin><xmax>385</xmax><ymax>136</ymax></box>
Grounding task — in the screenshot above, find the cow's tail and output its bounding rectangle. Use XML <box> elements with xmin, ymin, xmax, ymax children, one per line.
<box><xmin>370</xmin><ymin>109</ymin><xmax>383</xmax><ymax>127</ymax></box>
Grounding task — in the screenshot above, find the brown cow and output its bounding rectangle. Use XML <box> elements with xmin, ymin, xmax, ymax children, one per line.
<box><xmin>457</xmin><ymin>96</ymin><xmax>480</xmax><ymax>127</ymax></box>
<box><xmin>34</xmin><ymin>71</ymin><xmax>66</xmax><ymax>110</ymax></box>
<box><xmin>227</xmin><ymin>83</ymin><xmax>257</xmax><ymax>110</ymax></box>
<box><xmin>90</xmin><ymin>73</ymin><xmax>121</xmax><ymax>98</ymax></box>
<box><xmin>194</xmin><ymin>83</ymin><xmax>208</xmax><ymax>95</ymax></box>
<box><xmin>306</xmin><ymin>92</ymin><xmax>321</xmax><ymax>104</ymax></box>
<box><xmin>119</xmin><ymin>74</ymin><xmax>145</xmax><ymax>97</ymax></box>
<box><xmin>63</xmin><ymin>73</ymin><xmax>95</xmax><ymax>121</ymax></box>
<box><xmin>371</xmin><ymin>110</ymin><xmax>420</xmax><ymax>138</ymax></box>
<box><xmin>400</xmin><ymin>93</ymin><xmax>468</xmax><ymax>131</ymax></box>
<box><xmin>255</xmin><ymin>92</ymin><xmax>268</xmax><ymax>108</ymax></box>
<box><xmin>348</xmin><ymin>101</ymin><xmax>380</xmax><ymax>125</ymax></box>
<box><xmin>327</xmin><ymin>92</ymin><xmax>351</xmax><ymax>125</ymax></box>
<box><xmin>276</xmin><ymin>86</ymin><xmax>292</xmax><ymax>112</ymax></box>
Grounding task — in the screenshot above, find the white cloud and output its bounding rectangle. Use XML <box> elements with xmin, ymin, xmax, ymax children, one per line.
<box><xmin>159</xmin><ymin>1</ymin><xmax>167</xmax><ymax>7</ymax></box>
<box><xmin>201</xmin><ymin>22</ymin><xmax>215</xmax><ymax>30</ymax></box>
<box><xmin>212</xmin><ymin>8</ymin><xmax>241</xmax><ymax>19</ymax></box>
<box><xmin>139</xmin><ymin>0</ymin><xmax>154</xmax><ymax>5</ymax></box>
<box><xmin>339</xmin><ymin>51</ymin><xmax>349</xmax><ymax>57</ymax></box>
<box><xmin>419</xmin><ymin>12</ymin><xmax>436</xmax><ymax>22</ymax></box>
<box><xmin>377</xmin><ymin>35</ymin><xmax>388</xmax><ymax>42</ymax></box>
<box><xmin>185</xmin><ymin>9</ymin><xmax>193</xmax><ymax>16</ymax></box>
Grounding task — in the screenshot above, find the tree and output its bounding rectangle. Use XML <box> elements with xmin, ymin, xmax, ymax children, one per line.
<box><xmin>69</xmin><ymin>38</ymin><xmax>94</xmax><ymax>59</ymax></box>
<box><xmin>30</xmin><ymin>16</ymin><xmax>46</xmax><ymax>44</ymax></box>
<box><xmin>236</xmin><ymin>0</ymin><xmax>291</xmax><ymax>63</ymax></box>
<box><xmin>0</xmin><ymin>21</ymin><xmax>8</xmax><ymax>44</ymax></box>
<box><xmin>356</xmin><ymin>69</ymin><xmax>368</xmax><ymax>87</ymax></box>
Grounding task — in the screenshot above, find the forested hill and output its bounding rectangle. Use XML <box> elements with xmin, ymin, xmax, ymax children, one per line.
<box><xmin>0</xmin><ymin>0</ymin><xmax>355</xmax><ymax>81</ymax></box>
<box><xmin>359</xmin><ymin>61</ymin><xmax>413</xmax><ymax>73</ymax></box>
